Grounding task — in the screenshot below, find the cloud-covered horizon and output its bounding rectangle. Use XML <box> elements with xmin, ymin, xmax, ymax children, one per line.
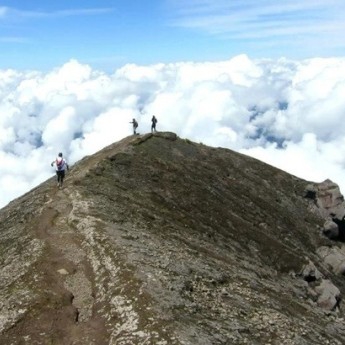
<box><xmin>1</xmin><ymin>55</ymin><xmax>345</xmax><ymax>209</ymax></box>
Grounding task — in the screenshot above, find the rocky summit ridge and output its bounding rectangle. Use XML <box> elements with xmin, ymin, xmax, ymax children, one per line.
<box><xmin>1</xmin><ymin>132</ymin><xmax>345</xmax><ymax>345</ymax></box>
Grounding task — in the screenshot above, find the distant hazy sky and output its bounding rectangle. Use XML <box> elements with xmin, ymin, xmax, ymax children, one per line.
<box><xmin>1</xmin><ymin>0</ymin><xmax>345</xmax><ymax>71</ymax></box>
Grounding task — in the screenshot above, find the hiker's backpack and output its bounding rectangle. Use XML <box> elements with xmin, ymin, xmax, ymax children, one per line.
<box><xmin>56</xmin><ymin>158</ymin><xmax>64</xmax><ymax>171</ymax></box>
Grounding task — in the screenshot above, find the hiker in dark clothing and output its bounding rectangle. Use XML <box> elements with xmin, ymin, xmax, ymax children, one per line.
<box><xmin>51</xmin><ymin>152</ymin><xmax>69</xmax><ymax>188</ymax></box>
<box><xmin>130</xmin><ymin>118</ymin><xmax>138</xmax><ymax>135</ymax></box>
<box><xmin>151</xmin><ymin>115</ymin><xmax>158</xmax><ymax>133</ymax></box>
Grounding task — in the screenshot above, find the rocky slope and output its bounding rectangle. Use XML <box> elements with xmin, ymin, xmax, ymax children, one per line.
<box><xmin>1</xmin><ymin>132</ymin><xmax>345</xmax><ymax>345</ymax></box>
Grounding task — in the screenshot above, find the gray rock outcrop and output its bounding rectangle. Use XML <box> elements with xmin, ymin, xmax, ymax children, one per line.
<box><xmin>305</xmin><ymin>179</ymin><xmax>345</xmax><ymax>220</ymax></box>
<box><xmin>317</xmin><ymin>246</ymin><xmax>345</xmax><ymax>275</ymax></box>
<box><xmin>323</xmin><ymin>219</ymin><xmax>340</xmax><ymax>240</ymax></box>
<box><xmin>315</xmin><ymin>279</ymin><xmax>341</xmax><ymax>312</ymax></box>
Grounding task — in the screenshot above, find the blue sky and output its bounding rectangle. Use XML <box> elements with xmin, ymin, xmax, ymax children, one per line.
<box><xmin>1</xmin><ymin>0</ymin><xmax>345</xmax><ymax>71</ymax></box>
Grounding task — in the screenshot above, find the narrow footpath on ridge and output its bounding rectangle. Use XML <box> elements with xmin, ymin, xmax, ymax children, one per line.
<box><xmin>26</xmin><ymin>184</ymin><xmax>109</xmax><ymax>344</ymax></box>
<box><xmin>7</xmin><ymin>133</ymin><xmax>178</xmax><ymax>345</ymax></box>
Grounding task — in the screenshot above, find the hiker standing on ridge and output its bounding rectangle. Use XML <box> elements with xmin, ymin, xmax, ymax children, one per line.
<box><xmin>151</xmin><ymin>115</ymin><xmax>158</xmax><ymax>133</ymax></box>
<box><xmin>51</xmin><ymin>152</ymin><xmax>69</xmax><ymax>189</ymax></box>
<box><xmin>130</xmin><ymin>118</ymin><xmax>138</xmax><ymax>135</ymax></box>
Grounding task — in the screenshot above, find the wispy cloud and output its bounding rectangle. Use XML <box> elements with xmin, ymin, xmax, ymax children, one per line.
<box><xmin>0</xmin><ymin>6</ymin><xmax>9</xmax><ymax>17</ymax></box>
<box><xmin>0</xmin><ymin>36</ymin><xmax>28</xmax><ymax>43</ymax></box>
<box><xmin>168</xmin><ymin>0</ymin><xmax>345</xmax><ymax>50</ymax></box>
<box><xmin>0</xmin><ymin>6</ymin><xmax>114</xmax><ymax>20</ymax></box>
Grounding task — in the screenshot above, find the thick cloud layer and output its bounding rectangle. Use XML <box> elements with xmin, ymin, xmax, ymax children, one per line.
<box><xmin>1</xmin><ymin>55</ymin><xmax>345</xmax><ymax>208</ymax></box>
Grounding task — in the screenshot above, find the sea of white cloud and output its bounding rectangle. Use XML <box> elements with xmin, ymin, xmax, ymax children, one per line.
<box><xmin>1</xmin><ymin>54</ymin><xmax>345</xmax><ymax>209</ymax></box>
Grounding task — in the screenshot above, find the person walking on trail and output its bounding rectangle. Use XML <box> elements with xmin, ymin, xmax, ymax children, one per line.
<box><xmin>51</xmin><ymin>152</ymin><xmax>69</xmax><ymax>188</ymax></box>
<box><xmin>151</xmin><ymin>115</ymin><xmax>158</xmax><ymax>133</ymax></box>
<box><xmin>130</xmin><ymin>118</ymin><xmax>138</xmax><ymax>135</ymax></box>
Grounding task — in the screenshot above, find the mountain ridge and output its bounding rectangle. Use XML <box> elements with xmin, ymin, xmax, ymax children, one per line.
<box><xmin>1</xmin><ymin>132</ymin><xmax>345</xmax><ymax>345</ymax></box>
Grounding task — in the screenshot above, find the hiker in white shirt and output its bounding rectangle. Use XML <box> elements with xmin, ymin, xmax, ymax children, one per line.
<box><xmin>51</xmin><ymin>152</ymin><xmax>69</xmax><ymax>188</ymax></box>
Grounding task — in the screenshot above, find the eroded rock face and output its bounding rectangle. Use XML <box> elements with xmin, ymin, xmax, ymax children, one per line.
<box><xmin>304</xmin><ymin>180</ymin><xmax>345</xmax><ymax>279</ymax></box>
<box><xmin>317</xmin><ymin>246</ymin><xmax>345</xmax><ymax>275</ymax></box>
<box><xmin>315</xmin><ymin>279</ymin><xmax>341</xmax><ymax>312</ymax></box>
<box><xmin>323</xmin><ymin>220</ymin><xmax>340</xmax><ymax>240</ymax></box>
<box><xmin>1</xmin><ymin>133</ymin><xmax>345</xmax><ymax>345</ymax></box>
<box><xmin>305</xmin><ymin>180</ymin><xmax>345</xmax><ymax>220</ymax></box>
<box><xmin>301</xmin><ymin>260</ymin><xmax>323</xmax><ymax>282</ymax></box>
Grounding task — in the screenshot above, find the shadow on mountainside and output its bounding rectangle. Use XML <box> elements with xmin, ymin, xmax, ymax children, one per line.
<box><xmin>1</xmin><ymin>132</ymin><xmax>345</xmax><ymax>344</ymax></box>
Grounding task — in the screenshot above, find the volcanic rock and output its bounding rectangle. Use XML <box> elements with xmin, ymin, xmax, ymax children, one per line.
<box><xmin>1</xmin><ymin>132</ymin><xmax>345</xmax><ymax>344</ymax></box>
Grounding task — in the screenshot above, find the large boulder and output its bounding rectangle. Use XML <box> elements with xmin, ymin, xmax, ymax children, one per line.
<box><xmin>315</xmin><ymin>279</ymin><xmax>341</xmax><ymax>312</ymax></box>
<box><xmin>317</xmin><ymin>246</ymin><xmax>345</xmax><ymax>275</ymax></box>
<box><xmin>301</xmin><ymin>260</ymin><xmax>323</xmax><ymax>282</ymax></box>
<box><xmin>323</xmin><ymin>219</ymin><xmax>339</xmax><ymax>240</ymax></box>
<box><xmin>305</xmin><ymin>179</ymin><xmax>345</xmax><ymax>220</ymax></box>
